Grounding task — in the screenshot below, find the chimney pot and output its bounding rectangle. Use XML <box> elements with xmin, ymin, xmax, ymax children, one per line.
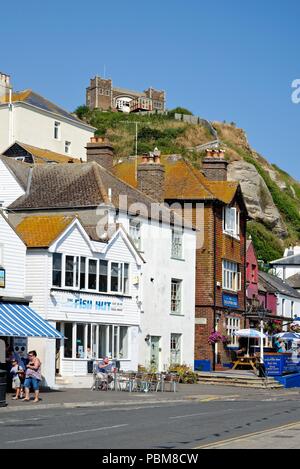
<box><xmin>86</xmin><ymin>136</ymin><xmax>114</xmax><ymax>171</ymax></box>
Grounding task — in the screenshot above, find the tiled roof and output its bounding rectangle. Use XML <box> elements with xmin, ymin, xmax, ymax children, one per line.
<box><xmin>286</xmin><ymin>273</ymin><xmax>300</xmax><ymax>289</ymax></box>
<box><xmin>8</xmin><ymin>161</ymin><xmax>186</xmax><ymax>227</ymax></box>
<box><xmin>15</xmin><ymin>216</ymin><xmax>74</xmax><ymax>247</ymax></box>
<box><xmin>258</xmin><ymin>271</ymin><xmax>300</xmax><ymax>299</ymax></box>
<box><xmin>3</xmin><ymin>142</ymin><xmax>80</xmax><ymax>164</ymax></box>
<box><xmin>114</xmin><ymin>154</ymin><xmax>239</xmax><ymax>204</ymax></box>
<box><xmin>0</xmin><ymin>90</ymin><xmax>95</xmax><ymax>128</ymax></box>
<box><xmin>270</xmin><ymin>254</ymin><xmax>300</xmax><ymax>266</ymax></box>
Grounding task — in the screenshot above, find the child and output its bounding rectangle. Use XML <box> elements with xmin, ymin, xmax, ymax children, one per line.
<box><xmin>10</xmin><ymin>359</ymin><xmax>25</xmax><ymax>400</ymax></box>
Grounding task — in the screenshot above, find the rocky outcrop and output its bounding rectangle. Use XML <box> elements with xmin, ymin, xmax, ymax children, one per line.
<box><xmin>228</xmin><ymin>160</ymin><xmax>288</xmax><ymax>238</ymax></box>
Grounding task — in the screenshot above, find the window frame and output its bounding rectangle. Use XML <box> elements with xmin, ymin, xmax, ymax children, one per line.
<box><xmin>171</xmin><ymin>228</ymin><xmax>183</xmax><ymax>260</ymax></box>
<box><xmin>223</xmin><ymin>206</ymin><xmax>240</xmax><ymax>238</ymax></box>
<box><xmin>65</xmin><ymin>141</ymin><xmax>71</xmax><ymax>154</ymax></box>
<box><xmin>170</xmin><ymin>279</ymin><xmax>183</xmax><ymax>315</ymax></box>
<box><xmin>129</xmin><ymin>218</ymin><xmax>142</xmax><ymax>251</ymax></box>
<box><xmin>53</xmin><ymin>121</ymin><xmax>61</xmax><ymax>140</ymax></box>
<box><xmin>222</xmin><ymin>260</ymin><xmax>241</xmax><ymax>292</ymax></box>
<box><xmin>226</xmin><ymin>317</ymin><xmax>241</xmax><ymax>346</ymax></box>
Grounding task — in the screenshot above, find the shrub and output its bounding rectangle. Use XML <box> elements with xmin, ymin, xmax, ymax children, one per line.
<box><xmin>167</xmin><ymin>364</ymin><xmax>198</xmax><ymax>384</ymax></box>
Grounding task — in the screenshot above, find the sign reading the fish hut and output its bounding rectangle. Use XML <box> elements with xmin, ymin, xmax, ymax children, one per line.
<box><xmin>0</xmin><ymin>268</ymin><xmax>5</xmax><ymax>288</ymax></box>
<box><xmin>57</xmin><ymin>294</ymin><xmax>123</xmax><ymax>313</ymax></box>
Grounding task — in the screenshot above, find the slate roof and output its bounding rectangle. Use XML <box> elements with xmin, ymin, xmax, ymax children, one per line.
<box><xmin>7</xmin><ymin>159</ymin><xmax>187</xmax><ymax>227</ymax></box>
<box><xmin>258</xmin><ymin>271</ymin><xmax>300</xmax><ymax>299</ymax></box>
<box><xmin>114</xmin><ymin>154</ymin><xmax>241</xmax><ymax>205</ymax></box>
<box><xmin>15</xmin><ymin>216</ymin><xmax>74</xmax><ymax>248</ymax></box>
<box><xmin>270</xmin><ymin>254</ymin><xmax>300</xmax><ymax>266</ymax></box>
<box><xmin>3</xmin><ymin>142</ymin><xmax>80</xmax><ymax>164</ymax></box>
<box><xmin>286</xmin><ymin>273</ymin><xmax>300</xmax><ymax>290</ymax></box>
<box><xmin>0</xmin><ymin>90</ymin><xmax>95</xmax><ymax>128</ymax></box>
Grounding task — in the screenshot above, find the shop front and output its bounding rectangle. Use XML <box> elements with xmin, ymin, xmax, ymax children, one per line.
<box><xmin>47</xmin><ymin>289</ymin><xmax>140</xmax><ymax>382</ymax></box>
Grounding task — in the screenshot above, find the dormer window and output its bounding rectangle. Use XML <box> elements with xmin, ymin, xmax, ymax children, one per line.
<box><xmin>223</xmin><ymin>207</ymin><xmax>240</xmax><ymax>238</ymax></box>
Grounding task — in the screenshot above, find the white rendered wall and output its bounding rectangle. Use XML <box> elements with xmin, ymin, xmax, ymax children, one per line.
<box><xmin>118</xmin><ymin>213</ymin><xmax>196</xmax><ymax>371</ymax></box>
<box><xmin>0</xmin><ymin>104</ymin><xmax>94</xmax><ymax>160</ymax></box>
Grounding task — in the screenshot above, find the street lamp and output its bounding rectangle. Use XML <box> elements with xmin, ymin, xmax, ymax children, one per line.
<box><xmin>257</xmin><ymin>309</ymin><xmax>267</xmax><ymax>364</ymax></box>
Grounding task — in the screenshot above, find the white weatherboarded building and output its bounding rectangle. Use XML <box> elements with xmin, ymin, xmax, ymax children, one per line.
<box><xmin>15</xmin><ymin>216</ymin><xmax>143</xmax><ymax>388</ymax></box>
<box><xmin>0</xmin><ymin>72</ymin><xmax>94</xmax><ymax>160</ymax></box>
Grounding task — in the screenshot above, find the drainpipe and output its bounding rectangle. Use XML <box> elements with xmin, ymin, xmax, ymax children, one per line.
<box><xmin>244</xmin><ymin>219</ymin><xmax>247</xmax><ymax>328</ymax></box>
<box><xmin>8</xmin><ymin>88</ymin><xmax>14</xmax><ymax>145</ymax></box>
<box><xmin>213</xmin><ymin>204</ymin><xmax>217</xmax><ymax>371</ymax></box>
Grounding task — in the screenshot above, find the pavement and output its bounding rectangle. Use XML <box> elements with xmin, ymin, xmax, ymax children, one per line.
<box><xmin>2</xmin><ymin>382</ymin><xmax>300</xmax><ymax>413</ymax></box>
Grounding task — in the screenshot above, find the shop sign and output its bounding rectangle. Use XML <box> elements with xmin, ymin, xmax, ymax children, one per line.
<box><xmin>60</xmin><ymin>296</ymin><xmax>123</xmax><ymax>313</ymax></box>
<box><xmin>0</xmin><ymin>268</ymin><xmax>5</xmax><ymax>288</ymax></box>
<box><xmin>222</xmin><ymin>293</ymin><xmax>239</xmax><ymax>308</ymax></box>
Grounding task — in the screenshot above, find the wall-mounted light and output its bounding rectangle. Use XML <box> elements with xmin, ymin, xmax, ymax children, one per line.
<box><xmin>145</xmin><ymin>334</ymin><xmax>150</xmax><ymax>342</ymax></box>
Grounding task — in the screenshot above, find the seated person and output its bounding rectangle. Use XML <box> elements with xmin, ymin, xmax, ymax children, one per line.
<box><xmin>236</xmin><ymin>346</ymin><xmax>247</xmax><ymax>357</ymax></box>
<box><xmin>96</xmin><ymin>357</ymin><xmax>113</xmax><ymax>387</ymax></box>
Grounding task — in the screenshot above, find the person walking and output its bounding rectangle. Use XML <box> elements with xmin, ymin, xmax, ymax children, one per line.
<box><xmin>10</xmin><ymin>359</ymin><xmax>25</xmax><ymax>399</ymax></box>
<box><xmin>23</xmin><ymin>351</ymin><xmax>42</xmax><ymax>403</ymax></box>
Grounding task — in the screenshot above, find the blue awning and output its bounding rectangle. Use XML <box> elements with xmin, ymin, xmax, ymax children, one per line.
<box><xmin>0</xmin><ymin>303</ymin><xmax>64</xmax><ymax>339</ymax></box>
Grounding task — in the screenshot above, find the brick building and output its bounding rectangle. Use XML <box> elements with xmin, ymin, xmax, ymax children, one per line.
<box><xmin>86</xmin><ymin>76</ymin><xmax>166</xmax><ymax>113</ymax></box>
<box><xmin>115</xmin><ymin>148</ymin><xmax>249</xmax><ymax>370</ymax></box>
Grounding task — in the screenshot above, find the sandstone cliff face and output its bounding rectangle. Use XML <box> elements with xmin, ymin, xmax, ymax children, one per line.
<box><xmin>227</xmin><ymin>160</ymin><xmax>288</xmax><ymax>238</ymax></box>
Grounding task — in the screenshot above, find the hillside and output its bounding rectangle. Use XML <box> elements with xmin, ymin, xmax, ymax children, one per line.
<box><xmin>75</xmin><ymin>106</ymin><xmax>300</xmax><ymax>263</ymax></box>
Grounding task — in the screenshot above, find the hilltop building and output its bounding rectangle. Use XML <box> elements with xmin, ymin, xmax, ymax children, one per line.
<box><xmin>86</xmin><ymin>76</ymin><xmax>166</xmax><ymax>113</ymax></box>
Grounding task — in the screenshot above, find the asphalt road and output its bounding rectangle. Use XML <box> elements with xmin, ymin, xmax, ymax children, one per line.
<box><xmin>0</xmin><ymin>398</ymin><xmax>300</xmax><ymax>449</ymax></box>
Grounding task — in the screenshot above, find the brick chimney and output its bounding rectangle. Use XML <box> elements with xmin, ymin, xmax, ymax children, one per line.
<box><xmin>202</xmin><ymin>148</ymin><xmax>228</xmax><ymax>181</ymax></box>
<box><xmin>137</xmin><ymin>148</ymin><xmax>165</xmax><ymax>201</ymax></box>
<box><xmin>86</xmin><ymin>136</ymin><xmax>114</xmax><ymax>171</ymax></box>
<box><xmin>0</xmin><ymin>72</ymin><xmax>12</xmax><ymax>99</ymax></box>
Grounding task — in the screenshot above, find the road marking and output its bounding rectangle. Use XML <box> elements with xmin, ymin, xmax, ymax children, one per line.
<box><xmin>194</xmin><ymin>421</ymin><xmax>300</xmax><ymax>449</ymax></box>
<box><xmin>170</xmin><ymin>408</ymin><xmax>234</xmax><ymax>420</ymax></box>
<box><xmin>6</xmin><ymin>423</ymin><xmax>128</xmax><ymax>444</ymax></box>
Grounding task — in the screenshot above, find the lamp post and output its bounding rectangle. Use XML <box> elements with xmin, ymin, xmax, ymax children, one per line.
<box><xmin>257</xmin><ymin>309</ymin><xmax>266</xmax><ymax>364</ymax></box>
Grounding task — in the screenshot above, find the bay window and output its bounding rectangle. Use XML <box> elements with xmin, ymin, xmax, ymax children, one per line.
<box><xmin>52</xmin><ymin>254</ymin><xmax>130</xmax><ymax>294</ymax></box>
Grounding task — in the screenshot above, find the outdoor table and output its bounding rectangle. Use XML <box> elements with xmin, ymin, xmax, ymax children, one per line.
<box><xmin>232</xmin><ymin>356</ymin><xmax>257</xmax><ymax>371</ymax></box>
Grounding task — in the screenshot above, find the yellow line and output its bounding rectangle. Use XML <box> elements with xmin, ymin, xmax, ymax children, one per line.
<box><xmin>194</xmin><ymin>420</ymin><xmax>300</xmax><ymax>449</ymax></box>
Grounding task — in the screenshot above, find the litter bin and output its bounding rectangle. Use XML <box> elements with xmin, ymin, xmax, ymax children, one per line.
<box><xmin>0</xmin><ymin>370</ymin><xmax>7</xmax><ymax>407</ymax></box>
<box><xmin>87</xmin><ymin>360</ymin><xmax>94</xmax><ymax>374</ymax></box>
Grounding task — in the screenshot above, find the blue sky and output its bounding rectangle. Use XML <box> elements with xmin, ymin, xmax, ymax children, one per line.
<box><xmin>3</xmin><ymin>0</ymin><xmax>300</xmax><ymax>178</ymax></box>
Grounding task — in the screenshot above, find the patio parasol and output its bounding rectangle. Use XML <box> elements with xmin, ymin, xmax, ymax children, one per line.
<box><xmin>233</xmin><ymin>329</ymin><xmax>267</xmax><ymax>339</ymax></box>
<box><xmin>233</xmin><ymin>329</ymin><xmax>267</xmax><ymax>357</ymax></box>
<box><xmin>274</xmin><ymin>332</ymin><xmax>300</xmax><ymax>340</ymax></box>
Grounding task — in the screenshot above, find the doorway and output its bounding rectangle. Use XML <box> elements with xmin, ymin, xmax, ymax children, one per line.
<box><xmin>150</xmin><ymin>336</ymin><xmax>161</xmax><ymax>370</ymax></box>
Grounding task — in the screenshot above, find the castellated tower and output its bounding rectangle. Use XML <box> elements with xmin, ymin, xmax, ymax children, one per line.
<box><xmin>86</xmin><ymin>77</ymin><xmax>112</xmax><ymax>110</ymax></box>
